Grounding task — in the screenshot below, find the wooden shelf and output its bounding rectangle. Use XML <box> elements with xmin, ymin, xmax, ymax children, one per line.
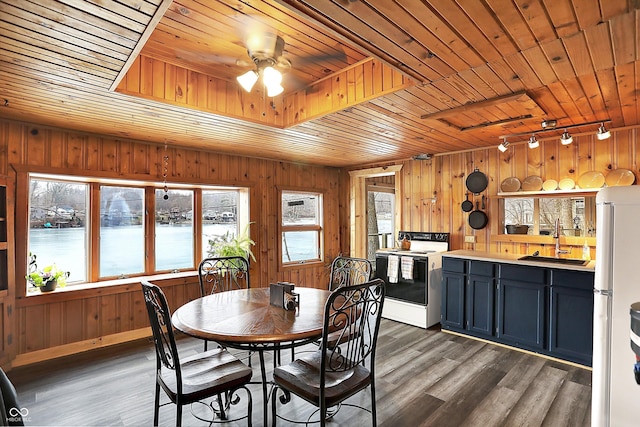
<box><xmin>497</xmin><ymin>188</ymin><xmax>600</xmax><ymax>197</ymax></box>
<box><xmin>492</xmin><ymin>234</ymin><xmax>596</xmax><ymax>246</ymax></box>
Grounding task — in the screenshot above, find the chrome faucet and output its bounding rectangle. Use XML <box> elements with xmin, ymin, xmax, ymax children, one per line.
<box><xmin>554</xmin><ymin>218</ymin><xmax>570</xmax><ymax>258</ymax></box>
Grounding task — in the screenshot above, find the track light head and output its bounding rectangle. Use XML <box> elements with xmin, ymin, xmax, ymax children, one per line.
<box><xmin>560</xmin><ymin>130</ymin><xmax>573</xmax><ymax>145</ymax></box>
<box><xmin>541</xmin><ymin>119</ymin><xmax>557</xmax><ymax>129</ymax></box>
<box><xmin>528</xmin><ymin>135</ymin><xmax>539</xmax><ymax>149</ymax></box>
<box><xmin>498</xmin><ymin>138</ymin><xmax>510</xmax><ymax>152</ymax></box>
<box><xmin>597</xmin><ymin>123</ymin><xmax>611</xmax><ymax>140</ymax></box>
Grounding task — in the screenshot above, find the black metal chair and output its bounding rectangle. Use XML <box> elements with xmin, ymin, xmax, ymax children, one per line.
<box><xmin>198</xmin><ymin>256</ymin><xmax>250</xmax><ymax>352</ymax></box>
<box><xmin>141</xmin><ymin>280</ymin><xmax>253</xmax><ymax>427</ymax></box>
<box><xmin>271</xmin><ymin>278</ymin><xmax>386</xmax><ymax>426</ymax></box>
<box><xmin>0</xmin><ymin>368</ymin><xmax>23</xmax><ymax>426</ymax></box>
<box><xmin>329</xmin><ymin>256</ymin><xmax>372</xmax><ymax>291</ymax></box>
<box><xmin>198</xmin><ymin>256</ymin><xmax>250</xmax><ymax>295</ymax></box>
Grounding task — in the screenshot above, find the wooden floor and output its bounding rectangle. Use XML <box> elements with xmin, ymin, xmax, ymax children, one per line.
<box><xmin>6</xmin><ymin>319</ymin><xmax>592</xmax><ymax>426</ymax></box>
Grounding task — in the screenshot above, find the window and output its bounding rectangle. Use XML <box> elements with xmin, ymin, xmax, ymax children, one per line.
<box><xmin>26</xmin><ymin>173</ymin><xmax>248</xmax><ymax>289</ymax></box>
<box><xmin>100</xmin><ymin>185</ymin><xmax>145</xmax><ymax>277</ymax></box>
<box><xmin>202</xmin><ymin>190</ymin><xmax>239</xmax><ymax>259</ymax></box>
<box><xmin>280</xmin><ymin>190</ymin><xmax>323</xmax><ymax>265</ymax></box>
<box><xmin>28</xmin><ymin>178</ymin><xmax>88</xmax><ymax>282</ymax></box>
<box><xmin>503</xmin><ymin>195</ymin><xmax>596</xmax><ymax>236</ymax></box>
<box><xmin>155</xmin><ymin>189</ymin><xmax>193</xmax><ymax>271</ymax></box>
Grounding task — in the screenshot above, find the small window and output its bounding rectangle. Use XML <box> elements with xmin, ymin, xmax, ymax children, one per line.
<box><xmin>281</xmin><ymin>191</ymin><xmax>323</xmax><ymax>264</ymax></box>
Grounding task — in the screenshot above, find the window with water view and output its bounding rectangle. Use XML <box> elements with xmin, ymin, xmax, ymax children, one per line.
<box><xmin>27</xmin><ymin>174</ymin><xmax>246</xmax><ymax>289</ymax></box>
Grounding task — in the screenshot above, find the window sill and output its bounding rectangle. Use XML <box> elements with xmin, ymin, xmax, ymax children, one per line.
<box><xmin>19</xmin><ymin>271</ymin><xmax>199</xmax><ymax>305</ymax></box>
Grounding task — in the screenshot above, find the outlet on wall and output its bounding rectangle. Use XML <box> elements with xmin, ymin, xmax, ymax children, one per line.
<box><xmin>464</xmin><ymin>235</ymin><xmax>476</xmax><ymax>243</ymax></box>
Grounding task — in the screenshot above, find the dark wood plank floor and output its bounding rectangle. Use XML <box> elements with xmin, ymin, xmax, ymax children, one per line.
<box><xmin>6</xmin><ymin>319</ymin><xmax>592</xmax><ymax>426</ymax></box>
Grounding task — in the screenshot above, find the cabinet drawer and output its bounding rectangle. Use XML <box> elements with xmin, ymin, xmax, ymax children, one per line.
<box><xmin>469</xmin><ymin>260</ymin><xmax>494</xmax><ymax>277</ymax></box>
<box><xmin>551</xmin><ymin>269</ymin><xmax>594</xmax><ymax>290</ymax></box>
<box><xmin>500</xmin><ymin>264</ymin><xmax>546</xmax><ymax>284</ymax></box>
<box><xmin>443</xmin><ymin>257</ymin><xmax>466</xmax><ymax>273</ymax></box>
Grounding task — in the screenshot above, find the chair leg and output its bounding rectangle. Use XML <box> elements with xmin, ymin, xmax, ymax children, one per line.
<box><xmin>320</xmin><ymin>402</ymin><xmax>327</xmax><ymax>427</ymax></box>
<box><xmin>153</xmin><ymin>382</ymin><xmax>160</xmax><ymax>426</ymax></box>
<box><xmin>176</xmin><ymin>402</ymin><xmax>182</xmax><ymax>427</ymax></box>
<box><xmin>245</xmin><ymin>386</ymin><xmax>253</xmax><ymax>427</ymax></box>
<box><xmin>370</xmin><ymin>381</ymin><xmax>377</xmax><ymax>426</ymax></box>
<box><xmin>270</xmin><ymin>386</ymin><xmax>278</xmax><ymax>427</ymax></box>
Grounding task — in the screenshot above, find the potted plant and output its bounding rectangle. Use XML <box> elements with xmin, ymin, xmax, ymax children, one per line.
<box><xmin>26</xmin><ymin>252</ymin><xmax>70</xmax><ymax>292</ymax></box>
<box><xmin>206</xmin><ymin>223</ymin><xmax>256</xmax><ymax>266</ymax></box>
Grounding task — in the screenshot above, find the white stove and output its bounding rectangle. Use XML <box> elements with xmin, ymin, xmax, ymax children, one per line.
<box><xmin>375</xmin><ymin>232</ymin><xmax>449</xmax><ymax>329</ymax></box>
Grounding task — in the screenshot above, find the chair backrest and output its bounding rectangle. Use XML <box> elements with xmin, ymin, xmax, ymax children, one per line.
<box><xmin>320</xmin><ymin>278</ymin><xmax>385</xmax><ymax>378</ymax></box>
<box><xmin>0</xmin><ymin>368</ymin><xmax>23</xmax><ymax>426</ymax></box>
<box><xmin>329</xmin><ymin>256</ymin><xmax>372</xmax><ymax>291</ymax></box>
<box><xmin>141</xmin><ymin>281</ymin><xmax>181</xmax><ymax>381</ymax></box>
<box><xmin>198</xmin><ymin>256</ymin><xmax>250</xmax><ymax>296</ymax></box>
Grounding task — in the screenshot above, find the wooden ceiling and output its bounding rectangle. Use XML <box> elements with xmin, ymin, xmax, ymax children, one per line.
<box><xmin>0</xmin><ymin>0</ymin><xmax>638</xmax><ymax>167</ymax></box>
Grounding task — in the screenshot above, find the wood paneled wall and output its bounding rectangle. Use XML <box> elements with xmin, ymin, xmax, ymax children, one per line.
<box><xmin>0</xmin><ymin>118</ymin><xmax>345</xmax><ymax>364</ymax></box>
<box><xmin>380</xmin><ymin>127</ymin><xmax>639</xmax><ymax>256</ymax></box>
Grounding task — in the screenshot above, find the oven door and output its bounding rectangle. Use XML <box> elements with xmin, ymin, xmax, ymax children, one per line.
<box><xmin>375</xmin><ymin>254</ymin><xmax>427</xmax><ymax>305</ymax></box>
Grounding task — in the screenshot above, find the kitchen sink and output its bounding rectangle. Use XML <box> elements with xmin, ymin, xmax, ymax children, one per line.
<box><xmin>518</xmin><ymin>255</ymin><xmax>589</xmax><ymax>266</ymax></box>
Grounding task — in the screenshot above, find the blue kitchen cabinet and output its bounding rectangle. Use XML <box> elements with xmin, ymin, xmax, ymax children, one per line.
<box><xmin>549</xmin><ymin>269</ymin><xmax>594</xmax><ymax>365</ymax></box>
<box><xmin>497</xmin><ymin>264</ymin><xmax>547</xmax><ymax>351</ymax></box>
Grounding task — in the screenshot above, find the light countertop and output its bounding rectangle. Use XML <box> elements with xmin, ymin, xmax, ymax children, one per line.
<box><xmin>442</xmin><ymin>250</ymin><xmax>595</xmax><ymax>272</ymax></box>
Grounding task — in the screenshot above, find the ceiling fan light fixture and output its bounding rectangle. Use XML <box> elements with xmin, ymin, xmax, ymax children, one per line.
<box><xmin>266</xmin><ymin>84</ymin><xmax>284</xmax><ymax>97</ymax></box>
<box><xmin>498</xmin><ymin>138</ymin><xmax>509</xmax><ymax>152</ymax></box>
<box><xmin>560</xmin><ymin>130</ymin><xmax>573</xmax><ymax>145</ymax></box>
<box><xmin>262</xmin><ymin>66</ymin><xmax>282</xmax><ymax>87</ymax></box>
<box><xmin>597</xmin><ymin>123</ymin><xmax>611</xmax><ymax>140</ymax></box>
<box><xmin>237</xmin><ymin>70</ymin><xmax>258</xmax><ymax>92</ymax></box>
<box><xmin>528</xmin><ymin>135</ymin><xmax>539</xmax><ymax>149</ymax></box>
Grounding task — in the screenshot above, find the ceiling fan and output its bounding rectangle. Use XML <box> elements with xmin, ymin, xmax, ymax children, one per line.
<box><xmin>236</xmin><ymin>31</ymin><xmax>292</xmax><ymax>97</ymax></box>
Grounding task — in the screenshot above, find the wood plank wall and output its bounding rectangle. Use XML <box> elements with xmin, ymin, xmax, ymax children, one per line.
<box><xmin>381</xmin><ymin>127</ymin><xmax>639</xmax><ymax>256</ymax></box>
<box><xmin>0</xmin><ymin>118</ymin><xmax>345</xmax><ymax>364</ymax></box>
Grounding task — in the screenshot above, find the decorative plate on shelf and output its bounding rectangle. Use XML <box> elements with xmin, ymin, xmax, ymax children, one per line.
<box><xmin>542</xmin><ymin>179</ymin><xmax>558</xmax><ymax>191</ymax></box>
<box><xmin>500</xmin><ymin>176</ymin><xmax>521</xmax><ymax>192</ymax></box>
<box><xmin>521</xmin><ymin>175</ymin><xmax>543</xmax><ymax>191</ymax></box>
<box><xmin>605</xmin><ymin>169</ymin><xmax>635</xmax><ymax>187</ymax></box>
<box><xmin>578</xmin><ymin>171</ymin><xmax>605</xmax><ymax>189</ymax></box>
<box><xmin>558</xmin><ymin>178</ymin><xmax>575</xmax><ymax>190</ymax></box>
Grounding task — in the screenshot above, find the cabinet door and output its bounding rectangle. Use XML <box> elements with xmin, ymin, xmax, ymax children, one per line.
<box><xmin>441</xmin><ymin>272</ymin><xmax>465</xmax><ymax>330</ymax></box>
<box><xmin>549</xmin><ymin>286</ymin><xmax>594</xmax><ymax>366</ymax></box>
<box><xmin>497</xmin><ymin>279</ymin><xmax>546</xmax><ymax>350</ymax></box>
<box><xmin>467</xmin><ymin>275</ymin><xmax>494</xmax><ymax>337</ymax></box>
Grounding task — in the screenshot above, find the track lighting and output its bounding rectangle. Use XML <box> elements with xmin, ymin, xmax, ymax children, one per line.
<box><xmin>498</xmin><ymin>138</ymin><xmax>510</xmax><ymax>152</ymax></box>
<box><xmin>499</xmin><ymin>119</ymin><xmax>611</xmax><ymax>150</ymax></box>
<box><xmin>560</xmin><ymin>130</ymin><xmax>573</xmax><ymax>145</ymax></box>
<box><xmin>596</xmin><ymin>123</ymin><xmax>611</xmax><ymax>140</ymax></box>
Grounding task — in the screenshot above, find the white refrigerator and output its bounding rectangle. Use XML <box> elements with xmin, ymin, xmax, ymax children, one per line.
<box><xmin>592</xmin><ymin>186</ymin><xmax>640</xmax><ymax>426</ymax></box>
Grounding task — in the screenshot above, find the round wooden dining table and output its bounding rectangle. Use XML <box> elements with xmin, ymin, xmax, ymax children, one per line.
<box><xmin>172</xmin><ymin>287</ymin><xmax>332</xmax><ymax>425</ymax></box>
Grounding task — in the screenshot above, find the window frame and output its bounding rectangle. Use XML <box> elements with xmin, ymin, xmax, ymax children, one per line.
<box><xmin>278</xmin><ymin>188</ymin><xmax>324</xmax><ymax>269</ymax></box>
<box><xmin>18</xmin><ymin>170</ymin><xmax>250</xmax><ymax>294</ymax></box>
